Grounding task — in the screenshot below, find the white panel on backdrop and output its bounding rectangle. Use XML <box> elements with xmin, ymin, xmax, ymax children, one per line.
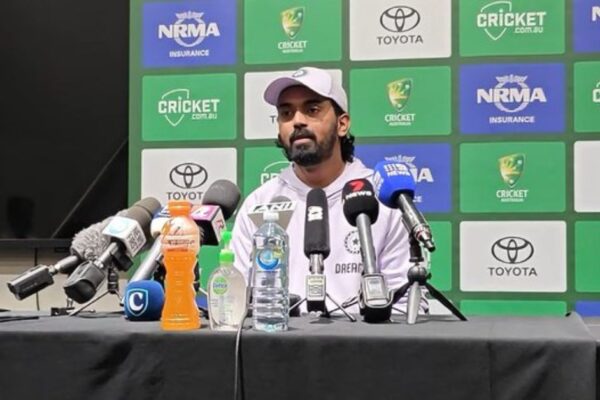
<box><xmin>349</xmin><ymin>0</ymin><xmax>451</xmax><ymax>61</ymax></box>
<box><xmin>244</xmin><ymin>69</ymin><xmax>343</xmax><ymax>140</ymax></box>
<box><xmin>141</xmin><ymin>148</ymin><xmax>237</xmax><ymax>206</ymax></box>
<box><xmin>574</xmin><ymin>141</ymin><xmax>600</xmax><ymax>212</ymax></box>
<box><xmin>460</xmin><ymin>221</ymin><xmax>566</xmax><ymax>292</ymax></box>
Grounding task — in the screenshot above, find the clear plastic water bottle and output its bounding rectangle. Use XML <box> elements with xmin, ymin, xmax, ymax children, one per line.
<box><xmin>252</xmin><ymin>211</ymin><xmax>289</xmax><ymax>332</ymax></box>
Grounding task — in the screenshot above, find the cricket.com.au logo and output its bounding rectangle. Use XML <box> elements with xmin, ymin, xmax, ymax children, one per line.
<box><xmin>158</xmin><ymin>11</ymin><xmax>220</xmax><ymax>58</ymax></box>
<box><xmin>157</xmin><ymin>88</ymin><xmax>220</xmax><ymax>127</ymax></box>
<box><xmin>594</xmin><ymin>81</ymin><xmax>600</xmax><ymax>104</ymax></box>
<box><xmin>476</xmin><ymin>0</ymin><xmax>547</xmax><ymax>41</ymax></box>
<box><xmin>278</xmin><ymin>7</ymin><xmax>307</xmax><ymax>54</ymax></box>
<box><xmin>496</xmin><ymin>153</ymin><xmax>528</xmax><ymax>203</ymax></box>
<box><xmin>477</xmin><ymin>74</ymin><xmax>547</xmax><ymax>125</ymax></box>
<box><xmin>260</xmin><ymin>161</ymin><xmax>290</xmax><ymax>185</ymax></box>
<box><xmin>384</xmin><ymin>78</ymin><xmax>416</xmax><ymax>127</ymax></box>
<box><xmin>377</xmin><ymin>5</ymin><xmax>423</xmax><ymax>46</ymax></box>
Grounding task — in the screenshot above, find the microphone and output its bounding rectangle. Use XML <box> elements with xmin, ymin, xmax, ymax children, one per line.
<box><xmin>63</xmin><ymin>197</ymin><xmax>161</xmax><ymax>304</ymax></box>
<box><xmin>128</xmin><ymin>207</ymin><xmax>170</xmax><ymax>284</ymax></box>
<box><xmin>190</xmin><ymin>179</ymin><xmax>241</xmax><ymax>246</ymax></box>
<box><xmin>373</xmin><ymin>161</ymin><xmax>435</xmax><ymax>252</ymax></box>
<box><xmin>130</xmin><ymin>180</ymin><xmax>241</xmax><ymax>284</ymax></box>
<box><xmin>303</xmin><ymin>188</ymin><xmax>330</xmax><ymax>314</ymax></box>
<box><xmin>123</xmin><ymin>280</ymin><xmax>165</xmax><ymax>321</ymax></box>
<box><xmin>248</xmin><ymin>196</ymin><xmax>296</xmax><ymax>230</ymax></box>
<box><xmin>7</xmin><ymin>218</ymin><xmax>112</xmax><ymax>300</ymax></box>
<box><xmin>342</xmin><ymin>178</ymin><xmax>392</xmax><ymax>322</ymax></box>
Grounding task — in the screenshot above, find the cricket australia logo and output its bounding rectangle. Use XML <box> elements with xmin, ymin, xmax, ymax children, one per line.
<box><xmin>281</xmin><ymin>7</ymin><xmax>305</xmax><ymax>39</ymax></box>
<box><xmin>387</xmin><ymin>79</ymin><xmax>412</xmax><ymax>112</ymax></box>
<box><xmin>278</xmin><ymin>7</ymin><xmax>308</xmax><ymax>53</ymax></box>
<box><xmin>498</xmin><ymin>154</ymin><xmax>525</xmax><ymax>188</ymax></box>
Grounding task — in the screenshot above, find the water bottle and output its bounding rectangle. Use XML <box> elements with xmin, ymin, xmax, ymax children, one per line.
<box><xmin>252</xmin><ymin>211</ymin><xmax>289</xmax><ymax>332</ymax></box>
<box><xmin>208</xmin><ymin>230</ymin><xmax>247</xmax><ymax>331</ymax></box>
<box><xmin>160</xmin><ymin>200</ymin><xmax>201</xmax><ymax>331</ymax></box>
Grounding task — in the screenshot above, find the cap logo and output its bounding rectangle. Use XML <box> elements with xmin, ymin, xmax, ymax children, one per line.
<box><xmin>292</xmin><ymin>69</ymin><xmax>308</xmax><ymax>78</ymax></box>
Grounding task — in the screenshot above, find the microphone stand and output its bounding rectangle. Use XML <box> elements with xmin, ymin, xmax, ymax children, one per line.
<box><xmin>70</xmin><ymin>265</ymin><xmax>123</xmax><ymax>316</ymax></box>
<box><xmin>290</xmin><ymin>254</ymin><xmax>356</xmax><ymax>322</ymax></box>
<box><xmin>390</xmin><ymin>236</ymin><xmax>467</xmax><ymax>324</ymax></box>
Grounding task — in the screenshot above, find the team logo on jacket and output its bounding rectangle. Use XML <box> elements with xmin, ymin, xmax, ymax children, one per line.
<box><xmin>344</xmin><ymin>230</ymin><xmax>361</xmax><ymax>255</ymax></box>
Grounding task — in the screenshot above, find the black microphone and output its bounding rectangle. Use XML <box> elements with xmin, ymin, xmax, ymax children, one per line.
<box><xmin>63</xmin><ymin>197</ymin><xmax>161</xmax><ymax>304</ymax></box>
<box><xmin>373</xmin><ymin>161</ymin><xmax>435</xmax><ymax>252</ymax></box>
<box><xmin>303</xmin><ymin>188</ymin><xmax>330</xmax><ymax>314</ymax></box>
<box><xmin>342</xmin><ymin>179</ymin><xmax>392</xmax><ymax>322</ymax></box>
<box><xmin>7</xmin><ymin>218</ymin><xmax>112</xmax><ymax>300</ymax></box>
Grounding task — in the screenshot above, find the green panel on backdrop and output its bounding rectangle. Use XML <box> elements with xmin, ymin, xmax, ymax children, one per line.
<box><xmin>350</xmin><ymin>66</ymin><xmax>451</xmax><ymax>136</ymax></box>
<box><xmin>429</xmin><ymin>222</ymin><xmax>452</xmax><ymax>291</ymax></box>
<box><xmin>460</xmin><ymin>300</ymin><xmax>567</xmax><ymax>316</ymax></box>
<box><xmin>575</xmin><ymin>222</ymin><xmax>600</xmax><ymax>292</ymax></box>
<box><xmin>244</xmin><ymin>0</ymin><xmax>342</xmax><ymax>64</ymax></box>
<box><xmin>142</xmin><ymin>74</ymin><xmax>237</xmax><ymax>141</ymax></box>
<box><xmin>460</xmin><ymin>142</ymin><xmax>565</xmax><ymax>212</ymax></box>
<box><xmin>459</xmin><ymin>0</ymin><xmax>565</xmax><ymax>56</ymax></box>
<box><xmin>574</xmin><ymin>62</ymin><xmax>600</xmax><ymax>133</ymax></box>
<box><xmin>243</xmin><ymin>147</ymin><xmax>290</xmax><ymax>196</ymax></box>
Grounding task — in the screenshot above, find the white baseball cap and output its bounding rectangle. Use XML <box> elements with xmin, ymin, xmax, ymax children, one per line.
<box><xmin>263</xmin><ymin>67</ymin><xmax>348</xmax><ymax>113</ymax></box>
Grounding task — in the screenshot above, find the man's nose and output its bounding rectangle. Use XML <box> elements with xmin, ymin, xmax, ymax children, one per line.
<box><xmin>292</xmin><ymin>110</ymin><xmax>308</xmax><ymax>127</ymax></box>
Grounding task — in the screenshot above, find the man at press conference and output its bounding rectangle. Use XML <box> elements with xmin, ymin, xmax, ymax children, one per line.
<box><xmin>231</xmin><ymin>66</ymin><xmax>419</xmax><ymax>314</ymax></box>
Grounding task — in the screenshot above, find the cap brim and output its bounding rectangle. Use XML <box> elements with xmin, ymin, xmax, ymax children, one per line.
<box><xmin>263</xmin><ymin>77</ymin><xmax>309</xmax><ymax>106</ymax></box>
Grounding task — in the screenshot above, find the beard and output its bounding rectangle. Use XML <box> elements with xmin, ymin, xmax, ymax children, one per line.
<box><xmin>279</xmin><ymin>124</ymin><xmax>338</xmax><ymax>167</ymax></box>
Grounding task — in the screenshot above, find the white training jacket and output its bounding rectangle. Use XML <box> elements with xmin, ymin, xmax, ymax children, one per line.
<box><xmin>231</xmin><ymin>158</ymin><xmax>412</xmax><ymax>313</ymax></box>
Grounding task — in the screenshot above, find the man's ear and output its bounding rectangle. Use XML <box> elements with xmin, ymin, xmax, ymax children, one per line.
<box><xmin>337</xmin><ymin>113</ymin><xmax>351</xmax><ymax>138</ymax></box>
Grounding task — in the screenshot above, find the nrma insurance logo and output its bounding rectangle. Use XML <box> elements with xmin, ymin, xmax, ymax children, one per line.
<box><xmin>158</xmin><ymin>88</ymin><xmax>220</xmax><ymax>127</ymax></box>
<box><xmin>460</xmin><ymin>63</ymin><xmax>564</xmax><ymax>134</ymax></box>
<box><xmin>384</xmin><ymin>78</ymin><xmax>416</xmax><ymax>127</ymax></box>
<box><xmin>278</xmin><ymin>6</ymin><xmax>308</xmax><ymax>54</ymax></box>
<box><xmin>476</xmin><ymin>0</ymin><xmax>547</xmax><ymax>41</ymax></box>
<box><xmin>143</xmin><ymin>1</ymin><xmax>236</xmax><ymax>68</ymax></box>
<box><xmin>356</xmin><ymin>143</ymin><xmax>451</xmax><ymax>212</ymax></box>
<box><xmin>496</xmin><ymin>153</ymin><xmax>528</xmax><ymax>203</ymax></box>
<box><xmin>573</xmin><ymin>0</ymin><xmax>600</xmax><ymax>53</ymax></box>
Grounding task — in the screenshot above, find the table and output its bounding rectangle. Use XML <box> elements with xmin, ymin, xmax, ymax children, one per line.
<box><xmin>0</xmin><ymin>312</ymin><xmax>595</xmax><ymax>400</ymax></box>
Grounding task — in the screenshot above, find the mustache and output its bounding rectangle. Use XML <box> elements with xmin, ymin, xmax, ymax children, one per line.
<box><xmin>289</xmin><ymin>128</ymin><xmax>317</xmax><ymax>143</ymax></box>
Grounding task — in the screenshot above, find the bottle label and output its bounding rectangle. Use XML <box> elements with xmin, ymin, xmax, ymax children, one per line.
<box><xmin>256</xmin><ymin>248</ymin><xmax>281</xmax><ymax>271</ymax></box>
<box><xmin>212</xmin><ymin>276</ymin><xmax>229</xmax><ymax>295</ymax></box>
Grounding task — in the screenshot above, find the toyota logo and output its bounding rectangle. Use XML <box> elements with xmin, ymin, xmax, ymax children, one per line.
<box><xmin>380</xmin><ymin>6</ymin><xmax>421</xmax><ymax>33</ymax></box>
<box><xmin>169</xmin><ymin>162</ymin><xmax>208</xmax><ymax>189</ymax></box>
<box><xmin>491</xmin><ymin>236</ymin><xmax>534</xmax><ymax>264</ymax></box>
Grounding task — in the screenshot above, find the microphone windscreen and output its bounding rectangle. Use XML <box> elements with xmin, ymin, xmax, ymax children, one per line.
<box><xmin>202</xmin><ymin>180</ymin><xmax>241</xmax><ymax>220</ymax></box>
<box><xmin>303</xmin><ymin>188</ymin><xmax>330</xmax><ymax>258</ymax></box>
<box><xmin>342</xmin><ymin>179</ymin><xmax>379</xmax><ymax>226</ymax></box>
<box><xmin>134</xmin><ymin>197</ymin><xmax>162</xmax><ymax>218</ymax></box>
<box><xmin>124</xmin><ymin>280</ymin><xmax>165</xmax><ymax>321</ymax></box>
<box><xmin>373</xmin><ymin>161</ymin><xmax>416</xmax><ymax>208</ymax></box>
<box><xmin>70</xmin><ymin>218</ymin><xmax>111</xmax><ymax>261</ymax></box>
<box><xmin>125</xmin><ymin>200</ymin><xmax>159</xmax><ymax>240</ymax></box>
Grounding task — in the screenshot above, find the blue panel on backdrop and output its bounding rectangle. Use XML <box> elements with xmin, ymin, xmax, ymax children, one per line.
<box><xmin>575</xmin><ymin>301</ymin><xmax>600</xmax><ymax>316</ymax></box>
<box><xmin>143</xmin><ymin>1</ymin><xmax>236</xmax><ymax>68</ymax></box>
<box><xmin>460</xmin><ymin>63</ymin><xmax>565</xmax><ymax>134</ymax></box>
<box><xmin>573</xmin><ymin>0</ymin><xmax>600</xmax><ymax>53</ymax></box>
<box><xmin>356</xmin><ymin>143</ymin><xmax>451</xmax><ymax>213</ymax></box>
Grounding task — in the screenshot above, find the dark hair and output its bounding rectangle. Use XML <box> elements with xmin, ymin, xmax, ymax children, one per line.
<box><xmin>274</xmin><ymin>100</ymin><xmax>355</xmax><ymax>163</ymax></box>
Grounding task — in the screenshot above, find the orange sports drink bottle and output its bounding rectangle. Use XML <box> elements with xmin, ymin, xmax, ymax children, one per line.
<box><xmin>160</xmin><ymin>200</ymin><xmax>201</xmax><ymax>330</ymax></box>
